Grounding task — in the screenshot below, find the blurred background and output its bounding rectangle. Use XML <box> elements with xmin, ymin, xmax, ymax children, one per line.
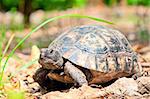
<box><xmin>0</xmin><ymin>0</ymin><xmax>150</xmax><ymax>53</ymax></box>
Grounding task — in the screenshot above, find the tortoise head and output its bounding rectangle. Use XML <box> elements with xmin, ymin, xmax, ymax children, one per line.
<box><xmin>39</xmin><ymin>48</ymin><xmax>63</xmax><ymax>69</ymax></box>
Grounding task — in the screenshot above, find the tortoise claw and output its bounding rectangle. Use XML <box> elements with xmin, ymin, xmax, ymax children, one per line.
<box><xmin>90</xmin><ymin>84</ymin><xmax>102</xmax><ymax>88</ymax></box>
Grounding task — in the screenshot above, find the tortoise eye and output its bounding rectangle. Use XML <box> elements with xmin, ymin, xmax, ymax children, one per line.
<box><xmin>50</xmin><ymin>50</ymin><xmax>53</xmax><ymax>53</ymax></box>
<box><xmin>128</xmin><ymin>58</ymin><xmax>131</xmax><ymax>61</ymax></box>
<box><xmin>39</xmin><ymin>54</ymin><xmax>43</xmax><ymax>59</ymax></box>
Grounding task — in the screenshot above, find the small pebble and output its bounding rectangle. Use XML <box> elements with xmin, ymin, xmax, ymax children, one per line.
<box><xmin>27</xmin><ymin>76</ymin><xmax>34</xmax><ymax>83</ymax></box>
<box><xmin>28</xmin><ymin>83</ymin><xmax>40</xmax><ymax>93</ymax></box>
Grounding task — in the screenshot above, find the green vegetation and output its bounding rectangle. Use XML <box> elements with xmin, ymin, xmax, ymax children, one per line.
<box><xmin>128</xmin><ymin>0</ymin><xmax>150</xmax><ymax>6</ymax></box>
<box><xmin>1</xmin><ymin>0</ymin><xmax>149</xmax><ymax>12</ymax></box>
<box><xmin>138</xmin><ymin>29</ymin><xmax>150</xmax><ymax>42</ymax></box>
<box><xmin>7</xmin><ymin>90</ymin><xmax>24</xmax><ymax>99</ymax></box>
<box><xmin>0</xmin><ymin>26</ymin><xmax>6</xmax><ymax>60</ymax></box>
<box><xmin>0</xmin><ymin>0</ymin><xmax>87</xmax><ymax>11</ymax></box>
<box><xmin>0</xmin><ymin>0</ymin><xmax>19</xmax><ymax>11</ymax></box>
<box><xmin>104</xmin><ymin>0</ymin><xmax>118</xmax><ymax>6</ymax></box>
<box><xmin>104</xmin><ymin>0</ymin><xmax>150</xmax><ymax>6</ymax></box>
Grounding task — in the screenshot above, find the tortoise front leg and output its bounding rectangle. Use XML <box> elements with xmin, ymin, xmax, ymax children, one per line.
<box><xmin>33</xmin><ymin>68</ymin><xmax>73</xmax><ymax>91</ymax></box>
<box><xmin>47</xmin><ymin>72</ymin><xmax>74</xmax><ymax>83</ymax></box>
<box><xmin>64</xmin><ymin>62</ymin><xmax>88</xmax><ymax>86</ymax></box>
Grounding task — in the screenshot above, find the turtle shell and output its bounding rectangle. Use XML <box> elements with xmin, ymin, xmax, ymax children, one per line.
<box><xmin>48</xmin><ymin>25</ymin><xmax>138</xmax><ymax>72</ymax></box>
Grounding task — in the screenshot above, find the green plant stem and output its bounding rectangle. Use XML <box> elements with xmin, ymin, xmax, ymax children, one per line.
<box><xmin>8</xmin><ymin>58</ymin><xmax>38</xmax><ymax>80</ymax></box>
<box><xmin>2</xmin><ymin>34</ymin><xmax>15</xmax><ymax>59</ymax></box>
<box><xmin>0</xmin><ymin>34</ymin><xmax>15</xmax><ymax>72</ymax></box>
<box><xmin>0</xmin><ymin>26</ymin><xmax>6</xmax><ymax>63</ymax></box>
<box><xmin>0</xmin><ymin>14</ymin><xmax>113</xmax><ymax>82</ymax></box>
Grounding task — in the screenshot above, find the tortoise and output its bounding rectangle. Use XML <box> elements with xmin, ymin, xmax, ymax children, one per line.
<box><xmin>34</xmin><ymin>25</ymin><xmax>142</xmax><ymax>87</ymax></box>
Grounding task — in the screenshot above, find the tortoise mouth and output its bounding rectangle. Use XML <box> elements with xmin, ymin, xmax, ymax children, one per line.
<box><xmin>38</xmin><ymin>58</ymin><xmax>62</xmax><ymax>70</ymax></box>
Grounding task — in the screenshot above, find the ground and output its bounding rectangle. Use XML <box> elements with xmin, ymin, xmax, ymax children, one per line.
<box><xmin>0</xmin><ymin>6</ymin><xmax>150</xmax><ymax>99</ymax></box>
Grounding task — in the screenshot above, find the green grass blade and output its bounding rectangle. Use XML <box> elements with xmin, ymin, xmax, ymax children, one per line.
<box><xmin>8</xmin><ymin>58</ymin><xmax>38</xmax><ymax>80</ymax></box>
<box><xmin>2</xmin><ymin>34</ymin><xmax>15</xmax><ymax>59</ymax></box>
<box><xmin>18</xmin><ymin>58</ymin><xmax>38</xmax><ymax>71</ymax></box>
<box><xmin>0</xmin><ymin>14</ymin><xmax>113</xmax><ymax>82</ymax></box>
<box><xmin>0</xmin><ymin>34</ymin><xmax>14</xmax><ymax>73</ymax></box>
<box><xmin>0</xmin><ymin>27</ymin><xmax>6</xmax><ymax>62</ymax></box>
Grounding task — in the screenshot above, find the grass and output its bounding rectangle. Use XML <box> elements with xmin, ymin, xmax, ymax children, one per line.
<box><xmin>8</xmin><ymin>58</ymin><xmax>39</xmax><ymax>80</ymax></box>
<box><xmin>0</xmin><ymin>25</ymin><xmax>6</xmax><ymax>61</ymax></box>
<box><xmin>0</xmin><ymin>14</ymin><xmax>113</xmax><ymax>98</ymax></box>
<box><xmin>7</xmin><ymin>90</ymin><xmax>24</xmax><ymax>99</ymax></box>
